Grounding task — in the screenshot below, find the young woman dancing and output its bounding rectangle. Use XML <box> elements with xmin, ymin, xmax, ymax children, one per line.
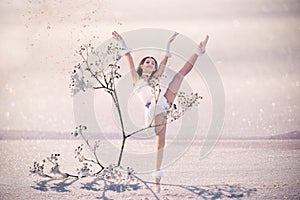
<box><xmin>112</xmin><ymin>31</ymin><xmax>209</xmax><ymax>192</ymax></box>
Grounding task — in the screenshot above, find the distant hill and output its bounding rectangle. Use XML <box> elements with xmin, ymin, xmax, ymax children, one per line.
<box><xmin>269</xmin><ymin>131</ymin><xmax>300</xmax><ymax>140</ymax></box>
<box><xmin>0</xmin><ymin>130</ymin><xmax>72</xmax><ymax>140</ymax></box>
<box><xmin>0</xmin><ymin>130</ymin><xmax>116</xmax><ymax>140</ymax></box>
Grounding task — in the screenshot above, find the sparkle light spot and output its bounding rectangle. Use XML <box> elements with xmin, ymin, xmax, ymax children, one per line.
<box><xmin>259</xmin><ymin>108</ymin><xmax>264</xmax><ymax>113</ymax></box>
<box><xmin>268</xmin><ymin>125</ymin><xmax>272</xmax><ymax>128</ymax></box>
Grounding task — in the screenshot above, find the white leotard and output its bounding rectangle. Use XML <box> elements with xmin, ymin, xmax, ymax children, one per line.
<box><xmin>134</xmin><ymin>79</ymin><xmax>170</xmax><ymax>126</ymax></box>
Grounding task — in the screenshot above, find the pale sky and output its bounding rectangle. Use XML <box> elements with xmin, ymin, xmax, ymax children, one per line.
<box><xmin>0</xmin><ymin>0</ymin><xmax>299</xmax><ymax>137</ymax></box>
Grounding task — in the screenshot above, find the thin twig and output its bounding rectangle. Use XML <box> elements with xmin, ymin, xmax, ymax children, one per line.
<box><xmin>79</xmin><ymin>132</ymin><xmax>104</xmax><ymax>169</ymax></box>
<box><xmin>126</xmin><ymin>122</ymin><xmax>165</xmax><ymax>138</ymax></box>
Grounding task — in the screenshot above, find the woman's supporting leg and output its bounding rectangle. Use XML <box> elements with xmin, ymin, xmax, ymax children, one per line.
<box><xmin>165</xmin><ymin>35</ymin><xmax>209</xmax><ymax>104</ymax></box>
<box><xmin>154</xmin><ymin>112</ymin><xmax>167</xmax><ymax>193</ymax></box>
<box><xmin>155</xmin><ymin>113</ymin><xmax>166</xmax><ymax>170</ymax></box>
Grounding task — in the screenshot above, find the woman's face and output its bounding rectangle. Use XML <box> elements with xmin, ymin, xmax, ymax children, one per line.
<box><xmin>141</xmin><ymin>58</ymin><xmax>156</xmax><ymax>74</ymax></box>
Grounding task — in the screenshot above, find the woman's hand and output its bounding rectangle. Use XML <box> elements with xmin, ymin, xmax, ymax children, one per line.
<box><xmin>112</xmin><ymin>31</ymin><xmax>131</xmax><ymax>54</ymax></box>
<box><xmin>168</xmin><ymin>32</ymin><xmax>179</xmax><ymax>43</ymax></box>
<box><xmin>164</xmin><ymin>32</ymin><xmax>178</xmax><ymax>58</ymax></box>
<box><xmin>112</xmin><ymin>31</ymin><xmax>123</xmax><ymax>41</ymax></box>
<box><xmin>112</xmin><ymin>31</ymin><xmax>135</xmax><ymax>81</ymax></box>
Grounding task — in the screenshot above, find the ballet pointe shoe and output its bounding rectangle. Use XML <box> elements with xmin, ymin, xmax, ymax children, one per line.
<box><xmin>152</xmin><ymin>170</ymin><xmax>163</xmax><ymax>193</ymax></box>
<box><xmin>155</xmin><ymin>177</ymin><xmax>161</xmax><ymax>193</ymax></box>
<box><xmin>196</xmin><ymin>35</ymin><xmax>209</xmax><ymax>55</ymax></box>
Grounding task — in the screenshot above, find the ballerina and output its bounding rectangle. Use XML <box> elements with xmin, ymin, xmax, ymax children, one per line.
<box><xmin>112</xmin><ymin>30</ymin><xmax>209</xmax><ymax>192</ymax></box>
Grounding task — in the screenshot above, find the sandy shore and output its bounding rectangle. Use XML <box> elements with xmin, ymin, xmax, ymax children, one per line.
<box><xmin>0</xmin><ymin>139</ymin><xmax>299</xmax><ymax>199</ymax></box>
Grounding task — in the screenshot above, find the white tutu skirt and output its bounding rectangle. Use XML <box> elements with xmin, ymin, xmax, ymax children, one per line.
<box><xmin>144</xmin><ymin>96</ymin><xmax>170</xmax><ymax>127</ymax></box>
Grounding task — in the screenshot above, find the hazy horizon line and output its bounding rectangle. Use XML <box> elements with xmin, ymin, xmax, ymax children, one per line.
<box><xmin>0</xmin><ymin>129</ymin><xmax>299</xmax><ymax>140</ymax></box>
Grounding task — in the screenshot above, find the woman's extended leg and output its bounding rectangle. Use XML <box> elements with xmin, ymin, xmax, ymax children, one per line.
<box><xmin>154</xmin><ymin>112</ymin><xmax>167</xmax><ymax>193</ymax></box>
<box><xmin>164</xmin><ymin>35</ymin><xmax>209</xmax><ymax>104</ymax></box>
<box><xmin>153</xmin><ymin>35</ymin><xmax>209</xmax><ymax>193</ymax></box>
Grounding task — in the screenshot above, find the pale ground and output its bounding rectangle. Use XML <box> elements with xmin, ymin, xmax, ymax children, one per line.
<box><xmin>0</xmin><ymin>139</ymin><xmax>299</xmax><ymax>199</ymax></box>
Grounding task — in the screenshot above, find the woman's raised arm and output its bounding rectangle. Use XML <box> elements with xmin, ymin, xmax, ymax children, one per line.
<box><xmin>112</xmin><ymin>31</ymin><xmax>139</xmax><ymax>83</ymax></box>
<box><xmin>153</xmin><ymin>32</ymin><xmax>179</xmax><ymax>78</ymax></box>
